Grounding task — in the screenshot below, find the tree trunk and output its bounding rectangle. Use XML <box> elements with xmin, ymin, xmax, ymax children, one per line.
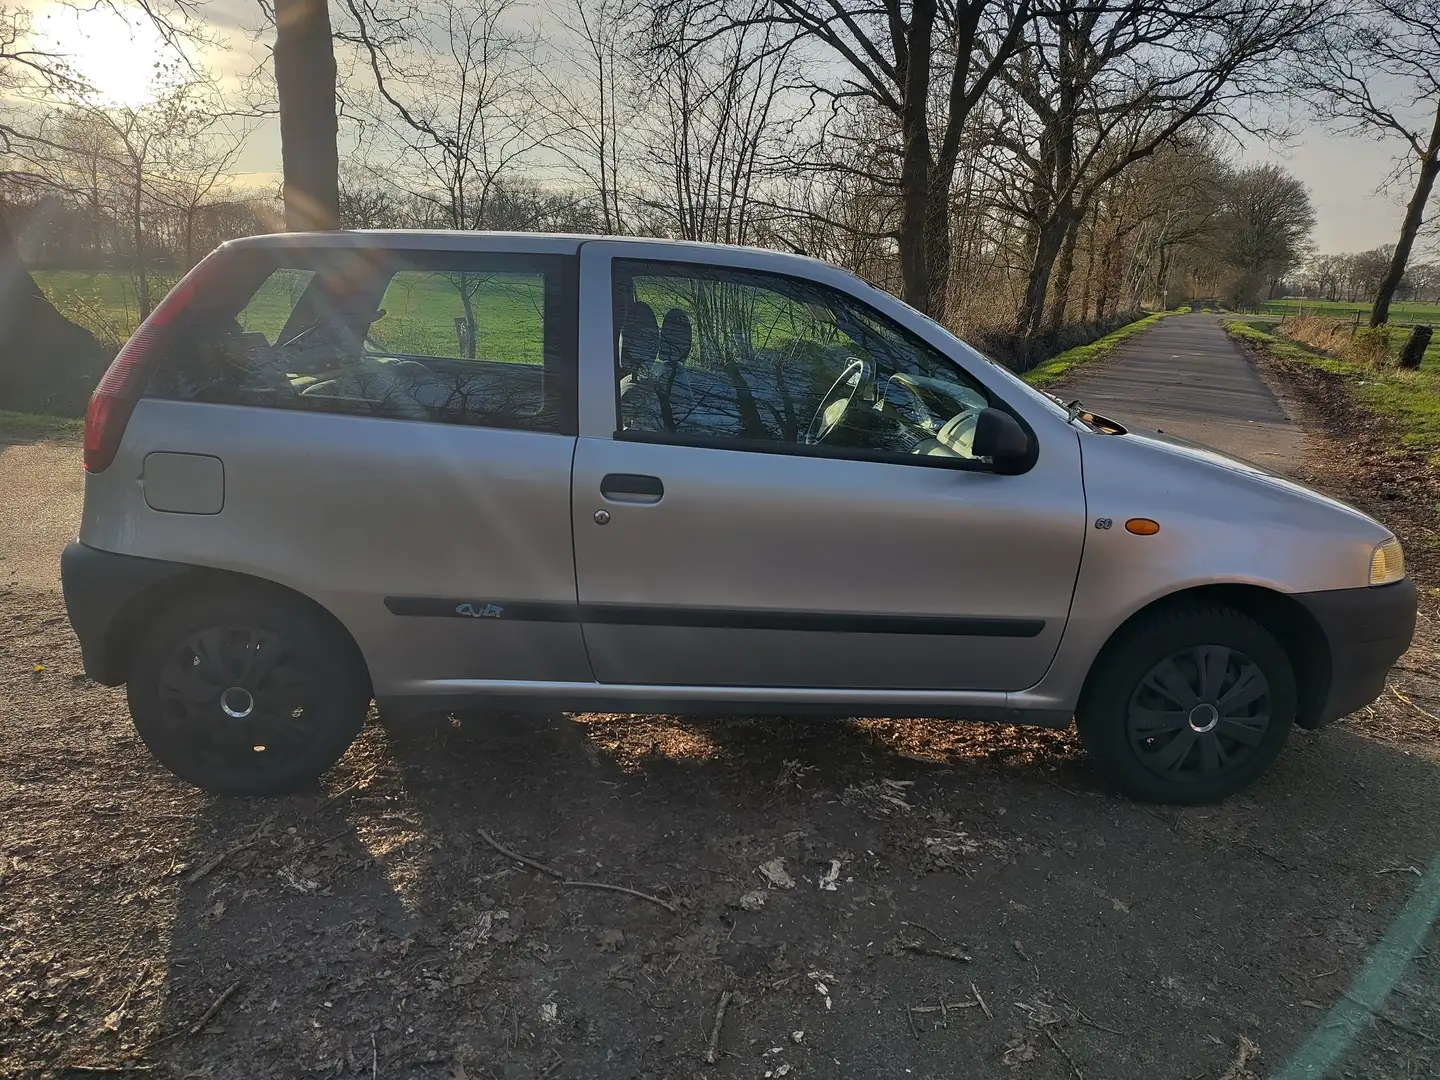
<box><xmin>1371</xmin><ymin>101</ymin><xmax>1440</xmax><ymax>328</ymax></box>
<box><xmin>922</xmin><ymin>164</ymin><xmax>954</xmax><ymax>321</ymax></box>
<box><xmin>1016</xmin><ymin>213</ymin><xmax>1068</xmax><ymax>336</ymax></box>
<box><xmin>132</xmin><ymin>161</ymin><xmax>150</xmax><ymax>319</ymax></box>
<box><xmin>274</xmin><ymin>0</ymin><xmax>341</xmax><ymax>232</ymax></box>
<box><xmin>1078</xmin><ymin>212</ymin><xmax>1097</xmax><ymax>320</ymax></box>
<box><xmin>897</xmin><ymin>131</ymin><xmax>934</xmax><ymax>317</ymax></box>
<box><xmin>0</xmin><ymin>204</ymin><xmax>109</xmax><ymax>416</ymax></box>
<box><xmin>1398</xmin><ymin>325</ymin><xmax>1433</xmax><ymax>369</ymax></box>
<box><xmin>184</xmin><ymin>205</ymin><xmax>197</xmax><ymax>269</ymax></box>
<box><xmin>896</xmin><ymin>0</ymin><xmax>939</xmax><ymax>318</ymax></box>
<box><xmin>1043</xmin><ymin>211</ymin><xmax>1082</xmax><ymax>333</ymax></box>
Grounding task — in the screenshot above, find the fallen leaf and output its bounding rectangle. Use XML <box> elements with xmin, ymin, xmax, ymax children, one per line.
<box><xmin>759</xmin><ymin>858</ymin><xmax>795</xmax><ymax>889</ymax></box>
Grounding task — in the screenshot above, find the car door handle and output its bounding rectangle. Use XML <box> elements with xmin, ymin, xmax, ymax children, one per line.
<box><xmin>600</xmin><ymin>473</ymin><xmax>664</xmax><ymax>504</ymax></box>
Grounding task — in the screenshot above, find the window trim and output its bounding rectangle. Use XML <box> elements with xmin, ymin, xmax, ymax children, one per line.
<box><xmin>608</xmin><ymin>257</ymin><xmax>1037</xmax><ymax>474</ymax></box>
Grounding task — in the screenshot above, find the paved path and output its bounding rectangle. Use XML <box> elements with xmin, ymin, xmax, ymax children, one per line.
<box><xmin>1057</xmin><ymin>313</ymin><xmax>1308</xmax><ymax>474</ymax></box>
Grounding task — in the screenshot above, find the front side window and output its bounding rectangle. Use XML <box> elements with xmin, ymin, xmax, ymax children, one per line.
<box><xmin>614</xmin><ymin>260</ymin><xmax>992</xmax><ymax>462</ymax></box>
<box><xmin>148</xmin><ymin>250</ymin><xmax>574</xmax><ymax>434</ymax></box>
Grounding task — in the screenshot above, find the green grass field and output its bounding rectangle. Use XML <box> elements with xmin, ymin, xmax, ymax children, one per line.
<box><xmin>1257</xmin><ymin>298</ymin><xmax>1440</xmax><ymax>326</ymax></box>
<box><xmin>32</xmin><ymin>270</ymin><xmax>175</xmax><ymax>347</ymax></box>
<box><xmin>34</xmin><ymin>269</ymin><xmax>549</xmax><ymax>363</ymax></box>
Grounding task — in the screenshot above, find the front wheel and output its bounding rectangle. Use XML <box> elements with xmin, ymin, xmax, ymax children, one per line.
<box><xmin>1076</xmin><ymin>604</ymin><xmax>1295</xmax><ymax>804</ymax></box>
<box><xmin>128</xmin><ymin>590</ymin><xmax>369</xmax><ymax>796</ymax></box>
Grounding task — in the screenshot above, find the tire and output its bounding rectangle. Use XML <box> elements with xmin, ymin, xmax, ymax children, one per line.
<box><xmin>127</xmin><ymin>589</ymin><xmax>369</xmax><ymax>796</ymax></box>
<box><xmin>1075</xmin><ymin>603</ymin><xmax>1296</xmax><ymax>805</ymax></box>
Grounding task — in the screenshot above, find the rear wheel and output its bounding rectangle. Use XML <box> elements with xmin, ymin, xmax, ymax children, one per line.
<box><xmin>1075</xmin><ymin>604</ymin><xmax>1295</xmax><ymax>804</ymax></box>
<box><xmin>127</xmin><ymin>591</ymin><xmax>369</xmax><ymax>795</ymax></box>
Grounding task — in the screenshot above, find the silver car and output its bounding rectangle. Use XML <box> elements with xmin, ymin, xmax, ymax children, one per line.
<box><xmin>60</xmin><ymin>232</ymin><xmax>1416</xmax><ymax>804</ymax></box>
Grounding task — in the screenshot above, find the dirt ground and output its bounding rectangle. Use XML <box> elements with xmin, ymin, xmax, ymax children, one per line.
<box><xmin>3</xmin><ymin>334</ymin><xmax>1439</xmax><ymax>1080</ymax></box>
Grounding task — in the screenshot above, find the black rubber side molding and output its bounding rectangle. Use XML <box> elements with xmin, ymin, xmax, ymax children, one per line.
<box><xmin>384</xmin><ymin>595</ymin><xmax>1044</xmax><ymax>637</ymax></box>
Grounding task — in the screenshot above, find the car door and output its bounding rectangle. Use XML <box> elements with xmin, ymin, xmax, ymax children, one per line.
<box><xmin>123</xmin><ymin>238</ymin><xmax>591</xmax><ymax>699</ymax></box>
<box><xmin>570</xmin><ymin>241</ymin><xmax>1087</xmax><ymax>692</ymax></box>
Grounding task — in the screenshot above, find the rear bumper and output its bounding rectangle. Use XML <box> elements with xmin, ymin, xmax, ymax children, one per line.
<box><xmin>61</xmin><ymin>542</ymin><xmax>191</xmax><ymax>685</ymax></box>
<box><xmin>1295</xmin><ymin>579</ymin><xmax>1417</xmax><ymax>727</ymax></box>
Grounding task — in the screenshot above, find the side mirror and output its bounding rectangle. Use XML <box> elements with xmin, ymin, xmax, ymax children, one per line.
<box><xmin>972</xmin><ymin>407</ymin><xmax>1032</xmax><ymax>472</ymax></box>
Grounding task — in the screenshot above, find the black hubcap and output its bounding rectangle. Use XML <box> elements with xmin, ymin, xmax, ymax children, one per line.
<box><xmin>158</xmin><ymin>626</ymin><xmax>320</xmax><ymax>772</ymax></box>
<box><xmin>1126</xmin><ymin>644</ymin><xmax>1270</xmax><ymax>782</ymax></box>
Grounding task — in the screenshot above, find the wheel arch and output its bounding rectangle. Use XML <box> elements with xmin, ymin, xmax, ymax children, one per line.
<box><xmin>1079</xmin><ymin>583</ymin><xmax>1332</xmax><ymax>728</ymax></box>
<box><xmin>104</xmin><ymin>565</ymin><xmax>372</xmax><ymax>693</ymax></box>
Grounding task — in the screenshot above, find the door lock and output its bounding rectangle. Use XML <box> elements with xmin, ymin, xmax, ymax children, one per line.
<box><xmin>593</xmin><ymin>509</ymin><xmax>611</xmax><ymax>525</ymax></box>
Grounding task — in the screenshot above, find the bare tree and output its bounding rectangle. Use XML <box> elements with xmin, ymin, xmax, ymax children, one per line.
<box><xmin>341</xmin><ymin>0</ymin><xmax>547</xmax><ymax>230</ymax></box>
<box><xmin>991</xmin><ymin>0</ymin><xmax>1326</xmax><ymax>337</ymax></box>
<box><xmin>637</xmin><ymin>0</ymin><xmax>796</xmax><ymax>245</ymax></box>
<box><xmin>548</xmin><ymin>0</ymin><xmax>636</xmax><ymax>234</ymax></box>
<box><xmin>649</xmin><ymin>0</ymin><xmax>1032</xmax><ymax>320</ymax></box>
<box><xmin>1299</xmin><ymin>0</ymin><xmax>1440</xmax><ymax>326</ymax></box>
<box><xmin>1215</xmin><ymin>163</ymin><xmax>1315</xmax><ymax>308</ymax></box>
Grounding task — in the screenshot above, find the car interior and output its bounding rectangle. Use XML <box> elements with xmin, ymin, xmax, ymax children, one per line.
<box><xmin>153</xmin><ymin>256</ymin><xmax>555</xmax><ymax>427</ymax></box>
<box><xmin>614</xmin><ymin>276</ymin><xmax>991</xmax><ymax>459</ymax></box>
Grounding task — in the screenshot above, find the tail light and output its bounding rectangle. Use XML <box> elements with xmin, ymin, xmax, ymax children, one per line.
<box><xmin>83</xmin><ymin>257</ymin><xmax>215</xmax><ymax>473</ymax></box>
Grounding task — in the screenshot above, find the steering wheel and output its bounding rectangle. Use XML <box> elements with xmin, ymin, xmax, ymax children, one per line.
<box><xmin>804</xmin><ymin>357</ymin><xmax>872</xmax><ymax>445</ymax></box>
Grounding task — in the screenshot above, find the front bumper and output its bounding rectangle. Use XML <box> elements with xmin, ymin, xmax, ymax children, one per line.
<box><xmin>1295</xmin><ymin>578</ymin><xmax>1417</xmax><ymax>727</ymax></box>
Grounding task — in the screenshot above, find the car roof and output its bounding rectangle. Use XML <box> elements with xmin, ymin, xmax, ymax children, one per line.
<box><xmin>219</xmin><ymin>230</ymin><xmax>829</xmax><ymax>272</ymax></box>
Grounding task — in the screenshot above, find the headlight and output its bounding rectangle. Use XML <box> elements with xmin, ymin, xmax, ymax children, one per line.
<box><xmin>1370</xmin><ymin>537</ymin><xmax>1406</xmax><ymax>585</ymax></box>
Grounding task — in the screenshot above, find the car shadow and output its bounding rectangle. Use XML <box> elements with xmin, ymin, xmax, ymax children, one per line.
<box><xmin>151</xmin><ymin>709</ymin><xmax>1440</xmax><ymax>1080</ymax></box>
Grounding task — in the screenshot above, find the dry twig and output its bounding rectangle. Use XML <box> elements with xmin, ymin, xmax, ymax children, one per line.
<box><xmin>560</xmin><ymin>879</ymin><xmax>677</xmax><ymax>914</ymax></box>
<box><xmin>972</xmin><ymin>982</ymin><xmax>993</xmax><ymax>1020</ymax></box>
<box><xmin>901</xmin><ymin>919</ymin><xmax>947</xmax><ymax>943</ymax></box>
<box><xmin>477</xmin><ymin>826</ymin><xmax>565</xmax><ymax>878</ymax></box>
<box><xmin>477</xmin><ymin>826</ymin><xmax>676</xmax><ymax>913</ymax></box>
<box><xmin>906</xmin><ymin>1005</ymin><xmax>920</xmax><ymax>1038</ymax></box>
<box><xmin>705</xmin><ymin>990</ymin><xmax>733</xmax><ymax>1064</ymax></box>
<box><xmin>185</xmin><ymin>817</ymin><xmax>278</xmax><ymax>886</ymax></box>
<box><xmin>140</xmin><ymin>980</ymin><xmax>242</xmax><ymax>1052</ymax></box>
<box><xmin>1045</xmin><ymin>1028</ymin><xmax>1084</xmax><ymax>1080</ymax></box>
<box><xmin>900</xmin><ymin>941</ymin><xmax>972</xmax><ymax>963</ymax></box>
<box><xmin>910</xmin><ymin>1001</ymin><xmax>977</xmax><ymax>1015</ymax></box>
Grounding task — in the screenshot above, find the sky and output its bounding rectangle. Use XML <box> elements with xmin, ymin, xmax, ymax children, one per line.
<box><xmin>1251</xmin><ymin>133</ymin><xmax>1415</xmax><ymax>254</ymax></box>
<box><xmin>16</xmin><ymin>0</ymin><xmax>1426</xmax><ymax>257</ymax></box>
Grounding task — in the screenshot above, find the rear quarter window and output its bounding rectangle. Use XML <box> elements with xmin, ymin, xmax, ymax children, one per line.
<box><xmin>146</xmin><ymin>248</ymin><xmax>577</xmax><ymax>435</ymax></box>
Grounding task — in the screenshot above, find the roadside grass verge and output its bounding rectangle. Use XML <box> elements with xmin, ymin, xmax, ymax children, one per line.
<box><xmin>1023</xmin><ymin>309</ymin><xmax>1177</xmax><ymax>388</ymax></box>
<box><xmin>1223</xmin><ymin>319</ymin><xmax>1440</xmax><ymax>454</ymax></box>
<box><xmin>0</xmin><ymin>410</ymin><xmax>85</xmax><ymax>441</ymax></box>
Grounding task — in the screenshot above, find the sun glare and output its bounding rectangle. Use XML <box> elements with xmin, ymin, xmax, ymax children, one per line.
<box><xmin>36</xmin><ymin>3</ymin><xmax>178</xmax><ymax>107</ymax></box>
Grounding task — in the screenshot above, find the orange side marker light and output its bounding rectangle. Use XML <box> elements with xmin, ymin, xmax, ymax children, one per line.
<box><xmin>1126</xmin><ymin>518</ymin><xmax>1160</xmax><ymax>535</ymax></box>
